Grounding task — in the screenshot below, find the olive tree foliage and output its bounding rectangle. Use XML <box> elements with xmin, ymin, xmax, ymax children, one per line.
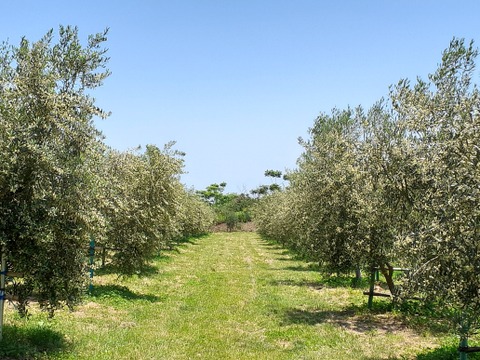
<box><xmin>95</xmin><ymin>144</ymin><xmax>214</xmax><ymax>274</ymax></box>
<box><xmin>175</xmin><ymin>189</ymin><xmax>215</xmax><ymax>239</ymax></box>
<box><xmin>95</xmin><ymin>147</ymin><xmax>160</xmax><ymax>274</ymax></box>
<box><xmin>256</xmin><ymin>110</ymin><xmax>360</xmax><ymax>271</ymax></box>
<box><xmin>393</xmin><ymin>39</ymin><xmax>480</xmax><ymax>337</ymax></box>
<box><xmin>352</xmin><ymin>101</ymin><xmax>422</xmax><ymax>293</ymax></box>
<box><xmin>0</xmin><ymin>26</ymin><xmax>110</xmax><ymax>314</ymax></box>
<box><xmin>294</xmin><ymin>109</ymin><xmax>365</xmax><ymax>273</ymax></box>
<box><xmin>254</xmin><ymin>189</ymin><xmax>299</xmax><ymax>248</ymax></box>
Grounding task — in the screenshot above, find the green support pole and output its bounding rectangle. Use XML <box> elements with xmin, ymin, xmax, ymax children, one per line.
<box><xmin>368</xmin><ymin>267</ymin><xmax>375</xmax><ymax>309</ymax></box>
<box><xmin>460</xmin><ymin>337</ymin><xmax>468</xmax><ymax>360</ymax></box>
<box><xmin>89</xmin><ymin>238</ymin><xmax>95</xmax><ymax>293</ymax></box>
<box><xmin>0</xmin><ymin>247</ymin><xmax>6</xmax><ymax>342</ymax></box>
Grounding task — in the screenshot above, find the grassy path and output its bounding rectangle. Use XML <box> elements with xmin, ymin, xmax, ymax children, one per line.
<box><xmin>2</xmin><ymin>232</ymin><xmax>457</xmax><ymax>359</ymax></box>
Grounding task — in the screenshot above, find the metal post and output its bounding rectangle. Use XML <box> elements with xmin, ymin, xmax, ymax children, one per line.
<box><xmin>0</xmin><ymin>247</ymin><xmax>6</xmax><ymax>342</ymax></box>
<box><xmin>89</xmin><ymin>238</ymin><xmax>95</xmax><ymax>293</ymax></box>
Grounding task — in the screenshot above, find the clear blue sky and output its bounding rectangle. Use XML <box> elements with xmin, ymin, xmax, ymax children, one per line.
<box><xmin>1</xmin><ymin>1</ymin><xmax>479</xmax><ymax>193</ymax></box>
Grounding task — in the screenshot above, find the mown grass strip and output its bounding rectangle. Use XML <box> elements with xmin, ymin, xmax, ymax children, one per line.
<box><xmin>1</xmin><ymin>232</ymin><xmax>472</xmax><ymax>359</ymax></box>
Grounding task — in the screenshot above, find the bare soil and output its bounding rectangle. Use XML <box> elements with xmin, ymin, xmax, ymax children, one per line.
<box><xmin>211</xmin><ymin>221</ymin><xmax>257</xmax><ymax>232</ymax></box>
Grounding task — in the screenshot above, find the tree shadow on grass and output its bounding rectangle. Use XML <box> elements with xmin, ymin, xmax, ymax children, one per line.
<box><xmin>282</xmin><ymin>301</ymin><xmax>394</xmax><ymax>330</ymax></box>
<box><xmin>282</xmin><ymin>308</ymin><xmax>341</xmax><ymax>326</ymax></box>
<box><xmin>415</xmin><ymin>345</ymin><xmax>470</xmax><ymax>360</ymax></box>
<box><xmin>89</xmin><ymin>284</ymin><xmax>162</xmax><ymax>303</ymax></box>
<box><xmin>271</xmin><ymin>273</ymin><xmax>367</xmax><ymax>289</ymax></box>
<box><xmin>0</xmin><ymin>324</ymin><xmax>68</xmax><ymax>359</ymax></box>
<box><xmin>259</xmin><ymin>245</ymin><xmax>291</xmax><ymax>258</ymax></box>
<box><xmin>282</xmin><ymin>306</ymin><xmax>467</xmax><ymax>360</ymax></box>
<box><xmin>274</xmin><ymin>251</ymin><xmax>314</xmax><ymax>262</ymax></box>
<box><xmin>164</xmin><ymin>237</ymin><xmax>201</xmax><ymax>252</ymax></box>
<box><xmin>258</xmin><ymin>240</ymin><xmax>320</xmax><ymax>265</ymax></box>
<box><xmin>281</xmin><ymin>264</ymin><xmax>321</xmax><ymax>272</ymax></box>
<box><xmin>281</xmin><ymin>299</ymin><xmax>455</xmax><ymax>338</ymax></box>
<box><xmin>178</xmin><ymin>233</ymin><xmax>207</xmax><ymax>243</ymax></box>
<box><xmin>361</xmin><ymin>350</ymin><xmax>480</xmax><ymax>360</ymax></box>
<box><xmin>95</xmin><ymin>262</ymin><xmax>160</xmax><ymax>277</ymax></box>
<box><xmin>258</xmin><ymin>239</ymin><xmax>285</xmax><ymax>249</ymax></box>
<box><xmin>258</xmin><ymin>242</ymin><xmax>299</xmax><ymax>257</ymax></box>
<box><xmin>271</xmin><ymin>279</ymin><xmax>326</xmax><ymax>290</ymax></box>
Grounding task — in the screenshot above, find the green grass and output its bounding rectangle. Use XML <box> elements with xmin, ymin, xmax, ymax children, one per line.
<box><xmin>1</xmin><ymin>232</ymin><xmax>474</xmax><ymax>359</ymax></box>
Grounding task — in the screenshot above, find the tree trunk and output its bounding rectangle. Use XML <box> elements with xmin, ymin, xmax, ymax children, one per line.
<box><xmin>355</xmin><ymin>266</ymin><xmax>362</xmax><ymax>281</ymax></box>
<box><xmin>354</xmin><ymin>265</ymin><xmax>362</xmax><ymax>287</ymax></box>
<box><xmin>379</xmin><ymin>263</ymin><xmax>395</xmax><ymax>295</ymax></box>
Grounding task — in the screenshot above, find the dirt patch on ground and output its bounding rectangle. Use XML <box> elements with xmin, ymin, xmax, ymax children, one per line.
<box><xmin>73</xmin><ymin>301</ymin><xmax>127</xmax><ymax>321</ymax></box>
<box><xmin>211</xmin><ymin>222</ymin><xmax>257</xmax><ymax>232</ymax></box>
<box><xmin>342</xmin><ymin>314</ymin><xmax>439</xmax><ymax>356</ymax></box>
<box><xmin>317</xmin><ymin>310</ymin><xmax>437</xmax><ymax>354</ymax></box>
<box><xmin>325</xmin><ymin>312</ymin><xmax>407</xmax><ymax>334</ymax></box>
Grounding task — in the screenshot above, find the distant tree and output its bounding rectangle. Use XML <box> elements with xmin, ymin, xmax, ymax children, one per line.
<box><xmin>251</xmin><ymin>170</ymin><xmax>285</xmax><ymax>199</ymax></box>
<box><xmin>269</xmin><ymin>184</ymin><xmax>281</xmax><ymax>192</ymax></box>
<box><xmin>264</xmin><ymin>169</ymin><xmax>282</xmax><ymax>179</ymax></box>
<box><xmin>198</xmin><ymin>183</ymin><xmax>255</xmax><ymax>226</ymax></box>
<box><xmin>197</xmin><ymin>182</ymin><xmax>228</xmax><ymax>205</ymax></box>
<box><xmin>250</xmin><ymin>185</ymin><xmax>270</xmax><ymax>198</ymax></box>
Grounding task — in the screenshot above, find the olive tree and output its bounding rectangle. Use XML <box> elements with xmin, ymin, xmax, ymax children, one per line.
<box><xmin>0</xmin><ymin>26</ymin><xmax>109</xmax><ymax>315</ymax></box>
<box><xmin>293</xmin><ymin>108</ymin><xmax>364</xmax><ymax>273</ymax></box>
<box><xmin>175</xmin><ymin>189</ymin><xmax>215</xmax><ymax>239</ymax></box>
<box><xmin>254</xmin><ymin>188</ymin><xmax>299</xmax><ymax>248</ymax></box>
<box><xmin>393</xmin><ymin>38</ymin><xmax>480</xmax><ymax>340</ymax></box>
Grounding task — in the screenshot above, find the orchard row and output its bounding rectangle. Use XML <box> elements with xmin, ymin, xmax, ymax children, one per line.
<box><xmin>0</xmin><ymin>27</ymin><xmax>214</xmax><ymax>316</ymax></box>
<box><xmin>254</xmin><ymin>38</ymin><xmax>480</xmax><ymax>340</ymax></box>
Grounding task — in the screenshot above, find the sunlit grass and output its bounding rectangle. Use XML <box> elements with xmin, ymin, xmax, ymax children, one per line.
<box><xmin>1</xmin><ymin>232</ymin><xmax>474</xmax><ymax>359</ymax></box>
